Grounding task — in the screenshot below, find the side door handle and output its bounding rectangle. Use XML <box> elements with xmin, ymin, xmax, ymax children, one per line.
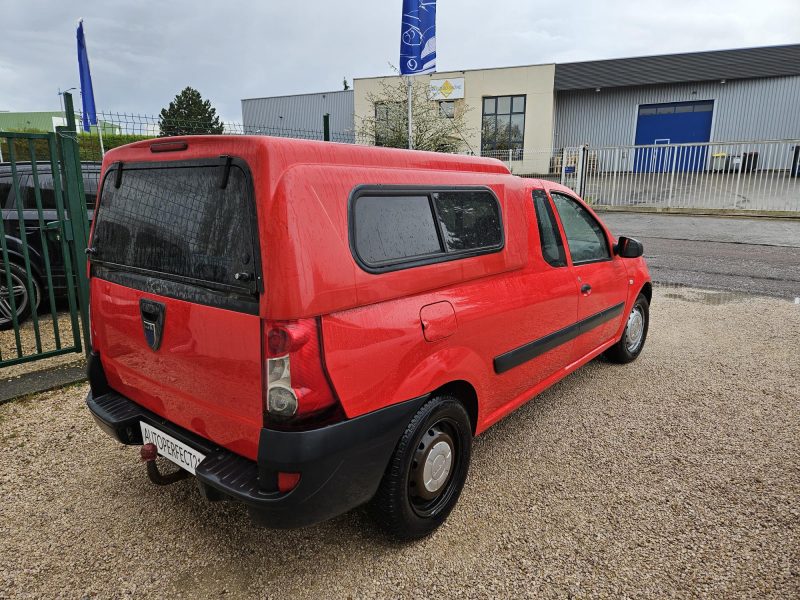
<box><xmin>580</xmin><ymin>283</ymin><xmax>592</xmax><ymax>295</ymax></box>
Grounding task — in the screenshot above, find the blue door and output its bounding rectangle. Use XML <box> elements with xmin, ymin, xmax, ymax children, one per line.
<box><xmin>634</xmin><ymin>100</ymin><xmax>714</xmax><ymax>172</ymax></box>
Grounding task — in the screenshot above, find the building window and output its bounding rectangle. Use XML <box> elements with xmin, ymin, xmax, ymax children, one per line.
<box><xmin>439</xmin><ymin>101</ymin><xmax>455</xmax><ymax>119</ymax></box>
<box><xmin>482</xmin><ymin>95</ymin><xmax>525</xmax><ymax>159</ymax></box>
<box><xmin>374</xmin><ymin>101</ymin><xmax>408</xmax><ymax>147</ymax></box>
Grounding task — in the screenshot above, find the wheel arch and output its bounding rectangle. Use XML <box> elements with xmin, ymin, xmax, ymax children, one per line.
<box><xmin>429</xmin><ymin>379</ymin><xmax>479</xmax><ymax>435</ymax></box>
<box><xmin>640</xmin><ymin>281</ymin><xmax>652</xmax><ymax>304</ymax></box>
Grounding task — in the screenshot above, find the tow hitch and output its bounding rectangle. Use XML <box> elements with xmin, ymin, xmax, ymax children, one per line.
<box><xmin>140</xmin><ymin>443</ymin><xmax>190</xmax><ymax>485</ymax></box>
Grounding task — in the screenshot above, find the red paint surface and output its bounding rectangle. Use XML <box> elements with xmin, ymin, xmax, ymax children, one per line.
<box><xmin>91</xmin><ymin>136</ymin><xmax>650</xmax><ymax>458</ymax></box>
<box><xmin>420</xmin><ymin>301</ymin><xmax>457</xmax><ymax>342</ymax></box>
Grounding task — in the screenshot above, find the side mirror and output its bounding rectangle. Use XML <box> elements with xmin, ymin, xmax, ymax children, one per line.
<box><xmin>616</xmin><ymin>236</ymin><xmax>644</xmax><ymax>258</ymax></box>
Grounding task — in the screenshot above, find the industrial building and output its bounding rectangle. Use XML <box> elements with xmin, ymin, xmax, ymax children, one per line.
<box><xmin>241</xmin><ymin>44</ymin><xmax>800</xmax><ymax>174</ymax></box>
<box><xmin>553</xmin><ymin>45</ymin><xmax>800</xmax><ymax>149</ymax></box>
<box><xmin>241</xmin><ymin>89</ymin><xmax>354</xmax><ymax>141</ymax></box>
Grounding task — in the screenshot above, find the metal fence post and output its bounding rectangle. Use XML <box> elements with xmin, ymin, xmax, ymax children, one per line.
<box><xmin>667</xmin><ymin>144</ymin><xmax>678</xmax><ymax>208</ymax></box>
<box><xmin>577</xmin><ymin>145</ymin><xmax>587</xmax><ymax>197</ymax></box>
<box><xmin>323</xmin><ymin>113</ymin><xmax>330</xmax><ymax>141</ymax></box>
<box><xmin>59</xmin><ymin>92</ymin><xmax>92</xmax><ymax>354</ymax></box>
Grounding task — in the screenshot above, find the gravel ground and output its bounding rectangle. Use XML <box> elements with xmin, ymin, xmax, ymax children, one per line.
<box><xmin>1</xmin><ymin>288</ymin><xmax>798</xmax><ymax>599</ymax></box>
<box><xmin>1</xmin><ymin>312</ymin><xmax>85</xmax><ymax>379</ymax></box>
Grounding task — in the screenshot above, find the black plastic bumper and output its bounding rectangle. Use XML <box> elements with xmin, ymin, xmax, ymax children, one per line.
<box><xmin>86</xmin><ymin>389</ymin><xmax>427</xmax><ymax>528</ymax></box>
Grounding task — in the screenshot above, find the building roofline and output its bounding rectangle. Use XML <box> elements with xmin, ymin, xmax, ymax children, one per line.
<box><xmin>353</xmin><ymin>62</ymin><xmax>556</xmax><ymax>82</ymax></box>
<box><xmin>556</xmin><ymin>43</ymin><xmax>800</xmax><ymax>68</ymax></box>
<box><xmin>555</xmin><ymin>43</ymin><xmax>800</xmax><ymax>90</ymax></box>
<box><xmin>241</xmin><ymin>89</ymin><xmax>353</xmax><ymax>102</ymax></box>
<box><xmin>350</xmin><ymin>44</ymin><xmax>800</xmax><ymax>87</ymax></box>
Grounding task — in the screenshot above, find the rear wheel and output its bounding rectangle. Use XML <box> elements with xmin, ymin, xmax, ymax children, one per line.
<box><xmin>370</xmin><ymin>395</ymin><xmax>472</xmax><ymax>540</ymax></box>
<box><xmin>0</xmin><ymin>263</ymin><xmax>41</xmax><ymax>330</ymax></box>
<box><xmin>604</xmin><ymin>293</ymin><xmax>649</xmax><ymax>364</ymax></box>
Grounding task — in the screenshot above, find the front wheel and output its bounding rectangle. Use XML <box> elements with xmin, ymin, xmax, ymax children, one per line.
<box><xmin>604</xmin><ymin>293</ymin><xmax>649</xmax><ymax>364</ymax></box>
<box><xmin>370</xmin><ymin>395</ymin><xmax>472</xmax><ymax>540</ymax></box>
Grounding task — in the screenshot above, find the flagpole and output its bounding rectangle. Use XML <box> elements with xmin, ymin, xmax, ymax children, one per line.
<box><xmin>407</xmin><ymin>76</ymin><xmax>413</xmax><ymax>150</ymax></box>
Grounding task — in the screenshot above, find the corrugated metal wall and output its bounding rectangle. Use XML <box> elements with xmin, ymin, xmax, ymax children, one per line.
<box><xmin>241</xmin><ymin>90</ymin><xmax>354</xmax><ymax>141</ymax></box>
<box><xmin>554</xmin><ymin>44</ymin><xmax>800</xmax><ymax>90</ymax></box>
<box><xmin>553</xmin><ymin>76</ymin><xmax>800</xmax><ymax>148</ymax></box>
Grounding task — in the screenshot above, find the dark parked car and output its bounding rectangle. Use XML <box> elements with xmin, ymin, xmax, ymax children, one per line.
<box><xmin>1</xmin><ymin>162</ymin><xmax>99</xmax><ymax>329</ymax></box>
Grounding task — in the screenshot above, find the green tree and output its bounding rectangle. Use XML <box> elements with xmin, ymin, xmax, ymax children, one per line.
<box><xmin>356</xmin><ymin>76</ymin><xmax>473</xmax><ymax>153</ymax></box>
<box><xmin>158</xmin><ymin>87</ymin><xmax>224</xmax><ymax>136</ymax></box>
<box><xmin>343</xmin><ymin>77</ymin><xmax>350</xmax><ymax>91</ymax></box>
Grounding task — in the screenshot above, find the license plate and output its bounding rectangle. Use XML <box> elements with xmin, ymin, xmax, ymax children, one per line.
<box><xmin>140</xmin><ymin>422</ymin><xmax>206</xmax><ymax>475</ymax></box>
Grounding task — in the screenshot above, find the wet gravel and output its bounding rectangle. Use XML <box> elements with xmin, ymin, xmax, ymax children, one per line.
<box><xmin>1</xmin><ymin>288</ymin><xmax>798</xmax><ymax>599</ymax></box>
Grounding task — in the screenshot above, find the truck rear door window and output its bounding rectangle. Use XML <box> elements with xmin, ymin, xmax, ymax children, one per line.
<box><xmin>350</xmin><ymin>187</ymin><xmax>503</xmax><ymax>272</ymax></box>
<box><xmin>92</xmin><ymin>162</ymin><xmax>256</xmax><ymax>292</ymax></box>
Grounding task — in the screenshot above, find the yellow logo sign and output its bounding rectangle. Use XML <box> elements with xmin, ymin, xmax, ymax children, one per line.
<box><xmin>439</xmin><ymin>80</ymin><xmax>455</xmax><ymax>98</ymax></box>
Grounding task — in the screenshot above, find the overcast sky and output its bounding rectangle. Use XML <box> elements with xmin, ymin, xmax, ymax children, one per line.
<box><xmin>1</xmin><ymin>0</ymin><xmax>798</xmax><ymax>123</ymax></box>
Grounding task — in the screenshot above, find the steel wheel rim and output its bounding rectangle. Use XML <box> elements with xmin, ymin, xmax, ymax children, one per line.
<box><xmin>408</xmin><ymin>419</ymin><xmax>460</xmax><ymax>518</ymax></box>
<box><xmin>0</xmin><ymin>272</ymin><xmax>29</xmax><ymax>324</ymax></box>
<box><xmin>625</xmin><ymin>306</ymin><xmax>645</xmax><ymax>353</ymax></box>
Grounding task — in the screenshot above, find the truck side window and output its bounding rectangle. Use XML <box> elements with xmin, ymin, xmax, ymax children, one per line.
<box><xmin>550</xmin><ymin>192</ymin><xmax>610</xmax><ymax>264</ymax></box>
<box><xmin>354</xmin><ymin>195</ymin><xmax>442</xmax><ymax>266</ymax></box>
<box><xmin>531</xmin><ymin>189</ymin><xmax>566</xmax><ymax>267</ymax></box>
<box><xmin>351</xmin><ymin>188</ymin><xmax>503</xmax><ymax>272</ymax></box>
<box><xmin>433</xmin><ymin>190</ymin><xmax>502</xmax><ymax>251</ymax></box>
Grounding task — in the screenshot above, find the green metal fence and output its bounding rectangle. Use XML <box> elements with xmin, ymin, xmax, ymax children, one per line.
<box><xmin>0</xmin><ymin>93</ymin><xmax>91</xmax><ymax>368</ymax></box>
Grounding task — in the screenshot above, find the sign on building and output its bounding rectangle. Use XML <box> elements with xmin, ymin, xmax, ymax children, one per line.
<box><xmin>430</xmin><ymin>78</ymin><xmax>465</xmax><ymax>100</ymax></box>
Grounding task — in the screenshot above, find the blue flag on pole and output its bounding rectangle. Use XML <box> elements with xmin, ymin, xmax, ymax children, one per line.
<box><xmin>76</xmin><ymin>19</ymin><xmax>97</xmax><ymax>133</ymax></box>
<box><xmin>399</xmin><ymin>0</ymin><xmax>436</xmax><ymax>75</ymax></box>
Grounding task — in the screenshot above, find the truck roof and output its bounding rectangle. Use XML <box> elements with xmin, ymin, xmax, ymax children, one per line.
<box><xmin>104</xmin><ymin>135</ymin><xmax>512</xmax><ymax>177</ymax></box>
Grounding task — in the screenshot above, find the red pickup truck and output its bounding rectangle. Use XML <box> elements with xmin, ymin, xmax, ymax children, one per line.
<box><xmin>86</xmin><ymin>136</ymin><xmax>651</xmax><ymax>539</ymax></box>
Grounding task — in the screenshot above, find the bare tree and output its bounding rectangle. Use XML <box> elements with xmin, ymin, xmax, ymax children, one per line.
<box><xmin>357</xmin><ymin>77</ymin><xmax>474</xmax><ymax>153</ymax></box>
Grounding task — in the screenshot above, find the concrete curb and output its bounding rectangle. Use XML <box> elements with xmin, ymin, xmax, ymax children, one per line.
<box><xmin>1</xmin><ymin>362</ymin><xmax>87</xmax><ymax>405</ymax></box>
<box><xmin>593</xmin><ymin>206</ymin><xmax>800</xmax><ymax>219</ymax></box>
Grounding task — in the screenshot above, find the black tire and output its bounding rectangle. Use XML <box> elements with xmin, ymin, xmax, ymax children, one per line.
<box><xmin>0</xmin><ymin>262</ymin><xmax>41</xmax><ymax>331</ymax></box>
<box><xmin>604</xmin><ymin>293</ymin><xmax>649</xmax><ymax>364</ymax></box>
<box><xmin>370</xmin><ymin>395</ymin><xmax>472</xmax><ymax>540</ymax></box>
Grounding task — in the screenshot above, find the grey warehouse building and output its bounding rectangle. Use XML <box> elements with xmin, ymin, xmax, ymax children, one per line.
<box><xmin>554</xmin><ymin>44</ymin><xmax>800</xmax><ymax>150</ymax></box>
<box><xmin>241</xmin><ymin>89</ymin><xmax>354</xmax><ymax>142</ymax></box>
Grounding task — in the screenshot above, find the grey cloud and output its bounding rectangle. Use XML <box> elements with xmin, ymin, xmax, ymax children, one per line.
<box><xmin>0</xmin><ymin>0</ymin><xmax>797</xmax><ymax>123</ymax></box>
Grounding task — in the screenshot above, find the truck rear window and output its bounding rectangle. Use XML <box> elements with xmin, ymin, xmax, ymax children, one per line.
<box><xmin>92</xmin><ymin>161</ymin><xmax>256</xmax><ymax>291</ymax></box>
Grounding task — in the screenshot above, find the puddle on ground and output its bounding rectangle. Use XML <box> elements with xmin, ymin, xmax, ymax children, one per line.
<box><xmin>656</xmin><ymin>282</ymin><xmax>799</xmax><ymax>306</ymax></box>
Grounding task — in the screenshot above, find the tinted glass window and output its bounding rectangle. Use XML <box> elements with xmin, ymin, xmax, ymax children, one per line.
<box><xmin>0</xmin><ymin>180</ymin><xmax>12</xmax><ymax>209</ymax></box>
<box><xmin>352</xmin><ymin>189</ymin><xmax>503</xmax><ymax>270</ymax></box>
<box><xmin>532</xmin><ymin>190</ymin><xmax>566</xmax><ymax>267</ymax></box>
<box><xmin>4</xmin><ymin>175</ymin><xmax>31</xmax><ymax>210</ymax></box>
<box><xmin>23</xmin><ymin>174</ymin><xmax>56</xmax><ymax>210</ymax></box>
<box><xmin>354</xmin><ymin>195</ymin><xmax>441</xmax><ymax>265</ymax></box>
<box><xmin>434</xmin><ymin>191</ymin><xmax>501</xmax><ymax>251</ymax></box>
<box><xmin>92</xmin><ymin>164</ymin><xmax>255</xmax><ymax>289</ymax></box>
<box><xmin>83</xmin><ymin>171</ymin><xmax>99</xmax><ymax>208</ymax></box>
<box><xmin>550</xmin><ymin>192</ymin><xmax>610</xmax><ymax>263</ymax></box>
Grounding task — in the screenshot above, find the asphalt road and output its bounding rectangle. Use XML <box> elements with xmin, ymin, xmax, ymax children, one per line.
<box><xmin>601</xmin><ymin>212</ymin><xmax>800</xmax><ymax>299</ymax></box>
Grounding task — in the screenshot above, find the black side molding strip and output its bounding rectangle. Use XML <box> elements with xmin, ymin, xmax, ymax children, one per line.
<box><xmin>493</xmin><ymin>302</ymin><xmax>626</xmax><ymax>374</ymax></box>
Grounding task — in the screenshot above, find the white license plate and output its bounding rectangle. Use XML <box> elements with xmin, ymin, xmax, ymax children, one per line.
<box><xmin>140</xmin><ymin>422</ymin><xmax>206</xmax><ymax>475</ymax></box>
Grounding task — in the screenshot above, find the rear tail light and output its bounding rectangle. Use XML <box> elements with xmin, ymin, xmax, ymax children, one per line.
<box><xmin>263</xmin><ymin>318</ymin><xmax>344</xmax><ymax>430</ymax></box>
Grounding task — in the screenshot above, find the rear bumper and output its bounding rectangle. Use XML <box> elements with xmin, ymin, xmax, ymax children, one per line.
<box><xmin>86</xmin><ymin>389</ymin><xmax>426</xmax><ymax>528</ymax></box>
